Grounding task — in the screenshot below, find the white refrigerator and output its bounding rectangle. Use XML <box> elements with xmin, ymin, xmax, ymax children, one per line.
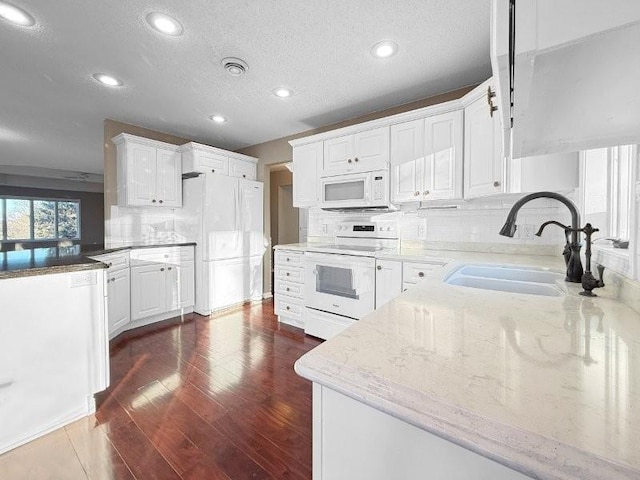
<box><xmin>177</xmin><ymin>173</ymin><xmax>265</xmax><ymax>315</ymax></box>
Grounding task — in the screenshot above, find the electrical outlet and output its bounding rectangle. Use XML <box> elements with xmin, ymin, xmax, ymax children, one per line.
<box><xmin>321</xmin><ymin>224</ymin><xmax>328</xmax><ymax>235</ymax></box>
<box><xmin>417</xmin><ymin>224</ymin><xmax>427</xmax><ymax>240</ymax></box>
<box><xmin>518</xmin><ymin>224</ymin><xmax>535</xmax><ymax>240</ymax></box>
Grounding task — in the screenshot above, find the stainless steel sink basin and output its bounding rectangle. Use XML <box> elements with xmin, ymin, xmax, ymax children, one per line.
<box><xmin>444</xmin><ymin>264</ymin><xmax>566</xmax><ymax>297</ymax></box>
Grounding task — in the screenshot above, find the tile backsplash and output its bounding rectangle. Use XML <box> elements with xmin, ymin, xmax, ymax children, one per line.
<box><xmin>105</xmin><ymin>205</ymin><xmax>186</xmax><ymax>247</ymax></box>
<box><xmin>307</xmin><ymin>196</ymin><xmax>573</xmax><ymax>256</ymax></box>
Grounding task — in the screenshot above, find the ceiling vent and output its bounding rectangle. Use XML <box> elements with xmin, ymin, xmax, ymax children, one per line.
<box><xmin>221</xmin><ymin>57</ymin><xmax>248</xmax><ymax>76</ymax></box>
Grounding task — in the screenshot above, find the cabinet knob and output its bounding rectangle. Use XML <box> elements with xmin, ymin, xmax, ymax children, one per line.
<box><xmin>107</xmin><ymin>262</ymin><xmax>113</xmax><ymax>267</ymax></box>
<box><xmin>347</xmin><ymin>159</ymin><xmax>352</xmax><ymax>164</ymax></box>
<box><xmin>286</xmin><ymin>287</ymin><xmax>290</xmax><ymax>291</ymax></box>
<box><xmin>354</xmin><ymin>157</ymin><xmax>359</xmax><ymax>163</ymax></box>
<box><xmin>286</xmin><ymin>306</ymin><xmax>290</xmax><ymax>311</ymax></box>
<box><xmin>493</xmin><ymin>181</ymin><xmax>501</xmax><ymax>187</ymax></box>
<box><xmin>242</xmin><ymin>174</ymin><xmax>246</xmax><ymax>178</ymax></box>
<box><xmin>152</xmin><ymin>199</ymin><xmax>157</xmax><ymax>203</ymax></box>
<box><xmin>164</xmin><ymin>254</ymin><xmax>169</xmax><ymax>258</ymax></box>
<box><xmin>160</xmin><ymin>267</ymin><xmax>165</xmax><ymax>272</ymax></box>
<box><xmin>168</xmin><ymin>267</ymin><xmax>172</xmax><ymax>270</ymax></box>
<box><xmin>414</xmin><ymin>191</ymin><xmax>420</xmax><ymax>196</ymax></box>
<box><xmin>286</xmin><ymin>257</ymin><xmax>290</xmax><ymax>261</ymax></box>
<box><xmin>211</xmin><ymin>169</ymin><xmax>215</xmax><ymax>173</ymax></box>
<box><xmin>423</xmin><ymin>190</ymin><xmax>430</xmax><ymax>196</ymax></box>
<box><xmin>159</xmin><ymin>200</ymin><xmax>163</xmax><ymax>204</ymax></box>
<box><xmin>286</xmin><ymin>272</ymin><xmax>290</xmax><ymax>276</ymax></box>
<box><xmin>418</xmin><ymin>272</ymin><xmax>424</xmax><ymax>278</ymax></box>
<box><xmin>376</xmin><ymin>265</ymin><xmax>382</xmax><ymax>271</ymax></box>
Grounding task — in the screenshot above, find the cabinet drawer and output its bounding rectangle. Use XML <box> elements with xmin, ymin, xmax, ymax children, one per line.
<box><xmin>90</xmin><ymin>251</ymin><xmax>130</xmax><ymax>271</ymax></box>
<box><xmin>275</xmin><ymin>265</ymin><xmax>305</xmax><ymax>284</ymax></box>
<box><xmin>275</xmin><ymin>250</ymin><xmax>304</xmax><ymax>267</ymax></box>
<box><xmin>402</xmin><ymin>261</ymin><xmax>445</xmax><ymax>284</ymax></box>
<box><xmin>275</xmin><ymin>279</ymin><xmax>304</xmax><ymax>299</ymax></box>
<box><xmin>229</xmin><ymin>157</ymin><xmax>257</xmax><ymax>180</ymax></box>
<box><xmin>304</xmin><ymin>308</ymin><xmax>356</xmax><ymax>340</ymax></box>
<box><xmin>130</xmin><ymin>246</ymin><xmax>193</xmax><ymax>266</ymax></box>
<box><xmin>182</xmin><ymin>143</ymin><xmax>229</xmax><ymax>175</ymax></box>
<box><xmin>275</xmin><ymin>294</ymin><xmax>304</xmax><ymax>321</ymax></box>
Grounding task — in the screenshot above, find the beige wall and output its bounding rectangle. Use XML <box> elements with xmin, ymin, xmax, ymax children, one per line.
<box><xmin>237</xmin><ymin>85</ymin><xmax>476</xmax><ymax>295</ymax></box>
<box><xmin>269</xmin><ymin>169</ymin><xmax>296</xmax><ymax>247</ymax></box>
<box><xmin>103</xmin><ymin>119</ymin><xmax>189</xmax><ymax>227</ymax></box>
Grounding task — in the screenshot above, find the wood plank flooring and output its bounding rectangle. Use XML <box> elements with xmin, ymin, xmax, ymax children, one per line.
<box><xmin>0</xmin><ymin>300</ymin><xmax>322</xmax><ymax>480</ymax></box>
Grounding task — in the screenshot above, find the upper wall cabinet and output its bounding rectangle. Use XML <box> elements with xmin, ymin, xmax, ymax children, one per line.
<box><xmin>181</xmin><ymin>143</ymin><xmax>257</xmax><ymax>180</ymax></box>
<box><xmin>491</xmin><ymin>0</ymin><xmax>640</xmax><ymax>158</ymax></box>
<box><xmin>113</xmin><ymin>134</ymin><xmax>182</xmax><ymax>208</ymax></box>
<box><xmin>293</xmin><ymin>141</ymin><xmax>322</xmax><ymax>208</ymax></box>
<box><xmin>462</xmin><ymin>80</ymin><xmax>505</xmax><ymax>199</ymax></box>
<box><xmin>322</xmin><ymin>126</ymin><xmax>389</xmax><ymax>177</ymax></box>
<box><xmin>390</xmin><ymin>110</ymin><xmax>463</xmax><ymax>204</ymax></box>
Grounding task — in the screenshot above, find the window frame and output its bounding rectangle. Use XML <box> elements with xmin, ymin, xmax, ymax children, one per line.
<box><xmin>0</xmin><ymin>195</ymin><xmax>82</xmax><ymax>244</ymax></box>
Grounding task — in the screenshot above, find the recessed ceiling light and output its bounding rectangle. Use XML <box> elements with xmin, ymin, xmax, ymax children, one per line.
<box><xmin>273</xmin><ymin>87</ymin><xmax>292</xmax><ymax>98</ymax></box>
<box><xmin>371</xmin><ymin>41</ymin><xmax>398</xmax><ymax>59</ymax></box>
<box><xmin>92</xmin><ymin>73</ymin><xmax>124</xmax><ymax>87</ymax></box>
<box><xmin>209</xmin><ymin>115</ymin><xmax>227</xmax><ymax>123</ymax></box>
<box><xmin>0</xmin><ymin>1</ymin><xmax>36</xmax><ymax>26</ymax></box>
<box><xmin>221</xmin><ymin>57</ymin><xmax>248</xmax><ymax>76</ymax></box>
<box><xmin>146</xmin><ymin>12</ymin><xmax>183</xmax><ymax>36</ymax></box>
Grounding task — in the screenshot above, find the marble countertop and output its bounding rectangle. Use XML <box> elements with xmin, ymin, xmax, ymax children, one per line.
<box><xmin>0</xmin><ymin>247</ymin><xmax>105</xmax><ymax>280</ymax></box>
<box><xmin>295</xmin><ymin>255</ymin><xmax>640</xmax><ymax>479</ymax></box>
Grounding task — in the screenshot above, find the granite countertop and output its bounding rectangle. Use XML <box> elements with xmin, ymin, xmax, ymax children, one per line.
<box><xmin>295</xmin><ymin>255</ymin><xmax>640</xmax><ymax>479</ymax></box>
<box><xmin>0</xmin><ymin>242</ymin><xmax>197</xmax><ymax>280</ymax></box>
<box><xmin>0</xmin><ymin>247</ymin><xmax>105</xmax><ymax>280</ymax></box>
<box><xmin>82</xmin><ymin>241</ymin><xmax>197</xmax><ymax>257</ymax></box>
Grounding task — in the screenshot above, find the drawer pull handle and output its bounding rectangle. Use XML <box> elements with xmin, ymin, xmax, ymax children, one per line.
<box><xmin>152</xmin><ymin>199</ymin><xmax>157</xmax><ymax>203</ymax></box>
<box><xmin>160</xmin><ymin>268</ymin><xmax>165</xmax><ymax>272</ymax></box>
<box><xmin>168</xmin><ymin>267</ymin><xmax>172</xmax><ymax>270</ymax></box>
<box><xmin>418</xmin><ymin>272</ymin><xmax>424</xmax><ymax>278</ymax></box>
<box><xmin>347</xmin><ymin>159</ymin><xmax>352</xmax><ymax>164</ymax></box>
<box><xmin>423</xmin><ymin>190</ymin><xmax>430</xmax><ymax>195</ymax></box>
<box><xmin>354</xmin><ymin>157</ymin><xmax>359</xmax><ymax>163</ymax></box>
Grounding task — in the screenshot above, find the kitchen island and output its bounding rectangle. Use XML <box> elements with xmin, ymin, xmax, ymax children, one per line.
<box><xmin>295</xmin><ymin>253</ymin><xmax>640</xmax><ymax>479</ymax></box>
<box><xmin>0</xmin><ymin>247</ymin><xmax>108</xmax><ymax>455</ymax></box>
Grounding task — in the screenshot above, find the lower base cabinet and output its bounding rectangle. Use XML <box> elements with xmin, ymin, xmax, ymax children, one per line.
<box><xmin>313</xmin><ymin>384</ymin><xmax>531</xmax><ymax>480</ymax></box>
<box><xmin>106</xmin><ymin>267</ymin><xmax>130</xmax><ymax>333</ymax></box>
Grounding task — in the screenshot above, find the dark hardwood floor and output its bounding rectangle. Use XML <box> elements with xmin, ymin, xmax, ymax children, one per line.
<box><xmin>1</xmin><ymin>301</ymin><xmax>321</xmax><ymax>480</ymax></box>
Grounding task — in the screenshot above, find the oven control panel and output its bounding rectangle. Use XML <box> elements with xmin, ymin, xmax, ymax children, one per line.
<box><xmin>335</xmin><ymin>221</ymin><xmax>397</xmax><ymax>239</ymax></box>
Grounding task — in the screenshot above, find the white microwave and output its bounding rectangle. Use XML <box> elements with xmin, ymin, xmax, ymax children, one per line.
<box><xmin>319</xmin><ymin>169</ymin><xmax>390</xmax><ymax>209</ymax></box>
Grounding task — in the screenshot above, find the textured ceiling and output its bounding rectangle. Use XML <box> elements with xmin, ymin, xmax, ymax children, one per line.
<box><xmin>0</xmin><ymin>0</ymin><xmax>491</xmax><ymax>175</ymax></box>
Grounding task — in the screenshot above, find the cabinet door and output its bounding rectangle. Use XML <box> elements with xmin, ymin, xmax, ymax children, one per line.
<box><xmin>131</xmin><ymin>264</ymin><xmax>166</xmax><ymax>320</ymax></box>
<box><xmin>375</xmin><ymin>260</ymin><xmax>402</xmax><ymax>309</ymax></box>
<box><xmin>390</xmin><ymin>119</ymin><xmax>425</xmax><ymax>203</ymax></box>
<box><xmin>293</xmin><ymin>142</ymin><xmax>322</xmax><ymax>207</ymax></box>
<box><xmin>229</xmin><ymin>157</ymin><xmax>257</xmax><ymax>180</ymax></box>
<box><xmin>127</xmin><ymin>143</ymin><xmax>157</xmax><ymax>206</ymax></box>
<box><xmin>464</xmin><ymin>93</ymin><xmax>504</xmax><ymax>198</ymax></box>
<box><xmin>107</xmin><ymin>268</ymin><xmax>130</xmax><ymax>334</ymax></box>
<box><xmin>196</xmin><ymin>150</ymin><xmax>229</xmax><ymax>175</ymax></box>
<box><xmin>425</xmin><ymin>110</ymin><xmax>463</xmax><ymax>200</ymax></box>
<box><xmin>323</xmin><ymin>134</ymin><xmax>354</xmax><ymax>176</ymax></box>
<box><xmin>239</xmin><ymin>179</ymin><xmax>264</xmax><ymax>258</ymax></box>
<box><xmin>167</xmin><ymin>262</ymin><xmax>195</xmax><ymax>310</ymax></box>
<box><xmin>156</xmin><ymin>148</ymin><xmax>182</xmax><ymax>207</ymax></box>
<box><xmin>353</xmin><ymin>126</ymin><xmax>390</xmax><ymax>172</ymax></box>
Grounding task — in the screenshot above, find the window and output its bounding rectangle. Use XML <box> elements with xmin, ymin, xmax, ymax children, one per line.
<box><xmin>0</xmin><ymin>197</ymin><xmax>81</xmax><ymax>242</ymax></box>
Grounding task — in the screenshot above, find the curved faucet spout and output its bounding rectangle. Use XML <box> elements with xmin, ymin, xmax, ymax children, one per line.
<box><xmin>535</xmin><ymin>220</ymin><xmax>571</xmax><ymax>237</ymax></box>
<box><xmin>499</xmin><ymin>191</ymin><xmax>581</xmax><ymax>246</ymax></box>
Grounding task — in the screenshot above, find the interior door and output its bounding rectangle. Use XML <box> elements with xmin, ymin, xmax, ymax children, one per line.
<box><xmin>156</xmin><ymin>148</ymin><xmax>182</xmax><ymax>207</ymax></box>
<box><xmin>239</xmin><ymin>179</ymin><xmax>264</xmax><ymax>258</ymax></box>
<box><xmin>204</xmin><ymin>174</ymin><xmax>241</xmax><ymax>260</ymax></box>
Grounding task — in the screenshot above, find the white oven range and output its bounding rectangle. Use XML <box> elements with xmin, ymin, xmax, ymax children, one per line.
<box><xmin>303</xmin><ymin>221</ymin><xmax>398</xmax><ymax>340</ymax></box>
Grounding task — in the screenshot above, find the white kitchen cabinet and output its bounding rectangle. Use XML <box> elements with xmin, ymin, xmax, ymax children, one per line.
<box><xmin>113</xmin><ymin>134</ymin><xmax>183</xmax><ymax>207</ymax></box>
<box><xmin>106</xmin><ymin>268</ymin><xmax>131</xmax><ymax>333</ymax></box>
<box><xmin>293</xmin><ymin>141</ymin><xmax>322</xmax><ymax>207</ymax></box>
<box><xmin>491</xmin><ymin>0</ymin><xmax>640</xmax><ymax>158</ymax></box>
<box><xmin>390</xmin><ymin>119</ymin><xmax>425</xmax><ymax>203</ymax></box>
<box><xmin>322</xmin><ymin>126</ymin><xmax>389</xmax><ymax>176</ymax></box>
<box><xmin>131</xmin><ymin>263</ymin><xmax>167</xmax><ymax>321</ymax></box>
<box><xmin>273</xmin><ymin>248</ymin><xmax>305</xmax><ymax>328</ymax></box>
<box><xmin>462</xmin><ymin>81</ymin><xmax>505</xmax><ymax>199</ymax></box>
<box><xmin>390</xmin><ymin>111</ymin><xmax>463</xmax><ymax>204</ymax></box>
<box><xmin>181</xmin><ymin>142</ymin><xmax>229</xmax><ymax>175</ymax></box>
<box><xmin>229</xmin><ymin>157</ymin><xmax>257</xmax><ymax>180</ymax></box>
<box><xmin>375</xmin><ymin>260</ymin><xmax>402</xmax><ymax>309</ymax></box>
<box><xmin>130</xmin><ymin>247</ymin><xmax>195</xmax><ymax>321</ymax></box>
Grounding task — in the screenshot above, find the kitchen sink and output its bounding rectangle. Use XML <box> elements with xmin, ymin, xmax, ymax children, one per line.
<box><xmin>444</xmin><ymin>264</ymin><xmax>566</xmax><ymax>297</ymax></box>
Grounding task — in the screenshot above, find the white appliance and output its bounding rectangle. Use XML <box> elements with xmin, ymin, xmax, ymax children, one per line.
<box><xmin>319</xmin><ymin>169</ymin><xmax>390</xmax><ymax>210</ymax></box>
<box><xmin>304</xmin><ymin>221</ymin><xmax>398</xmax><ymax>339</ymax></box>
<box><xmin>177</xmin><ymin>173</ymin><xmax>265</xmax><ymax>315</ymax></box>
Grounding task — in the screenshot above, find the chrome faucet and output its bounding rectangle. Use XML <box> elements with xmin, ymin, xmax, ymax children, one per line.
<box><xmin>498</xmin><ymin>192</ymin><xmax>584</xmax><ymax>283</ymax></box>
